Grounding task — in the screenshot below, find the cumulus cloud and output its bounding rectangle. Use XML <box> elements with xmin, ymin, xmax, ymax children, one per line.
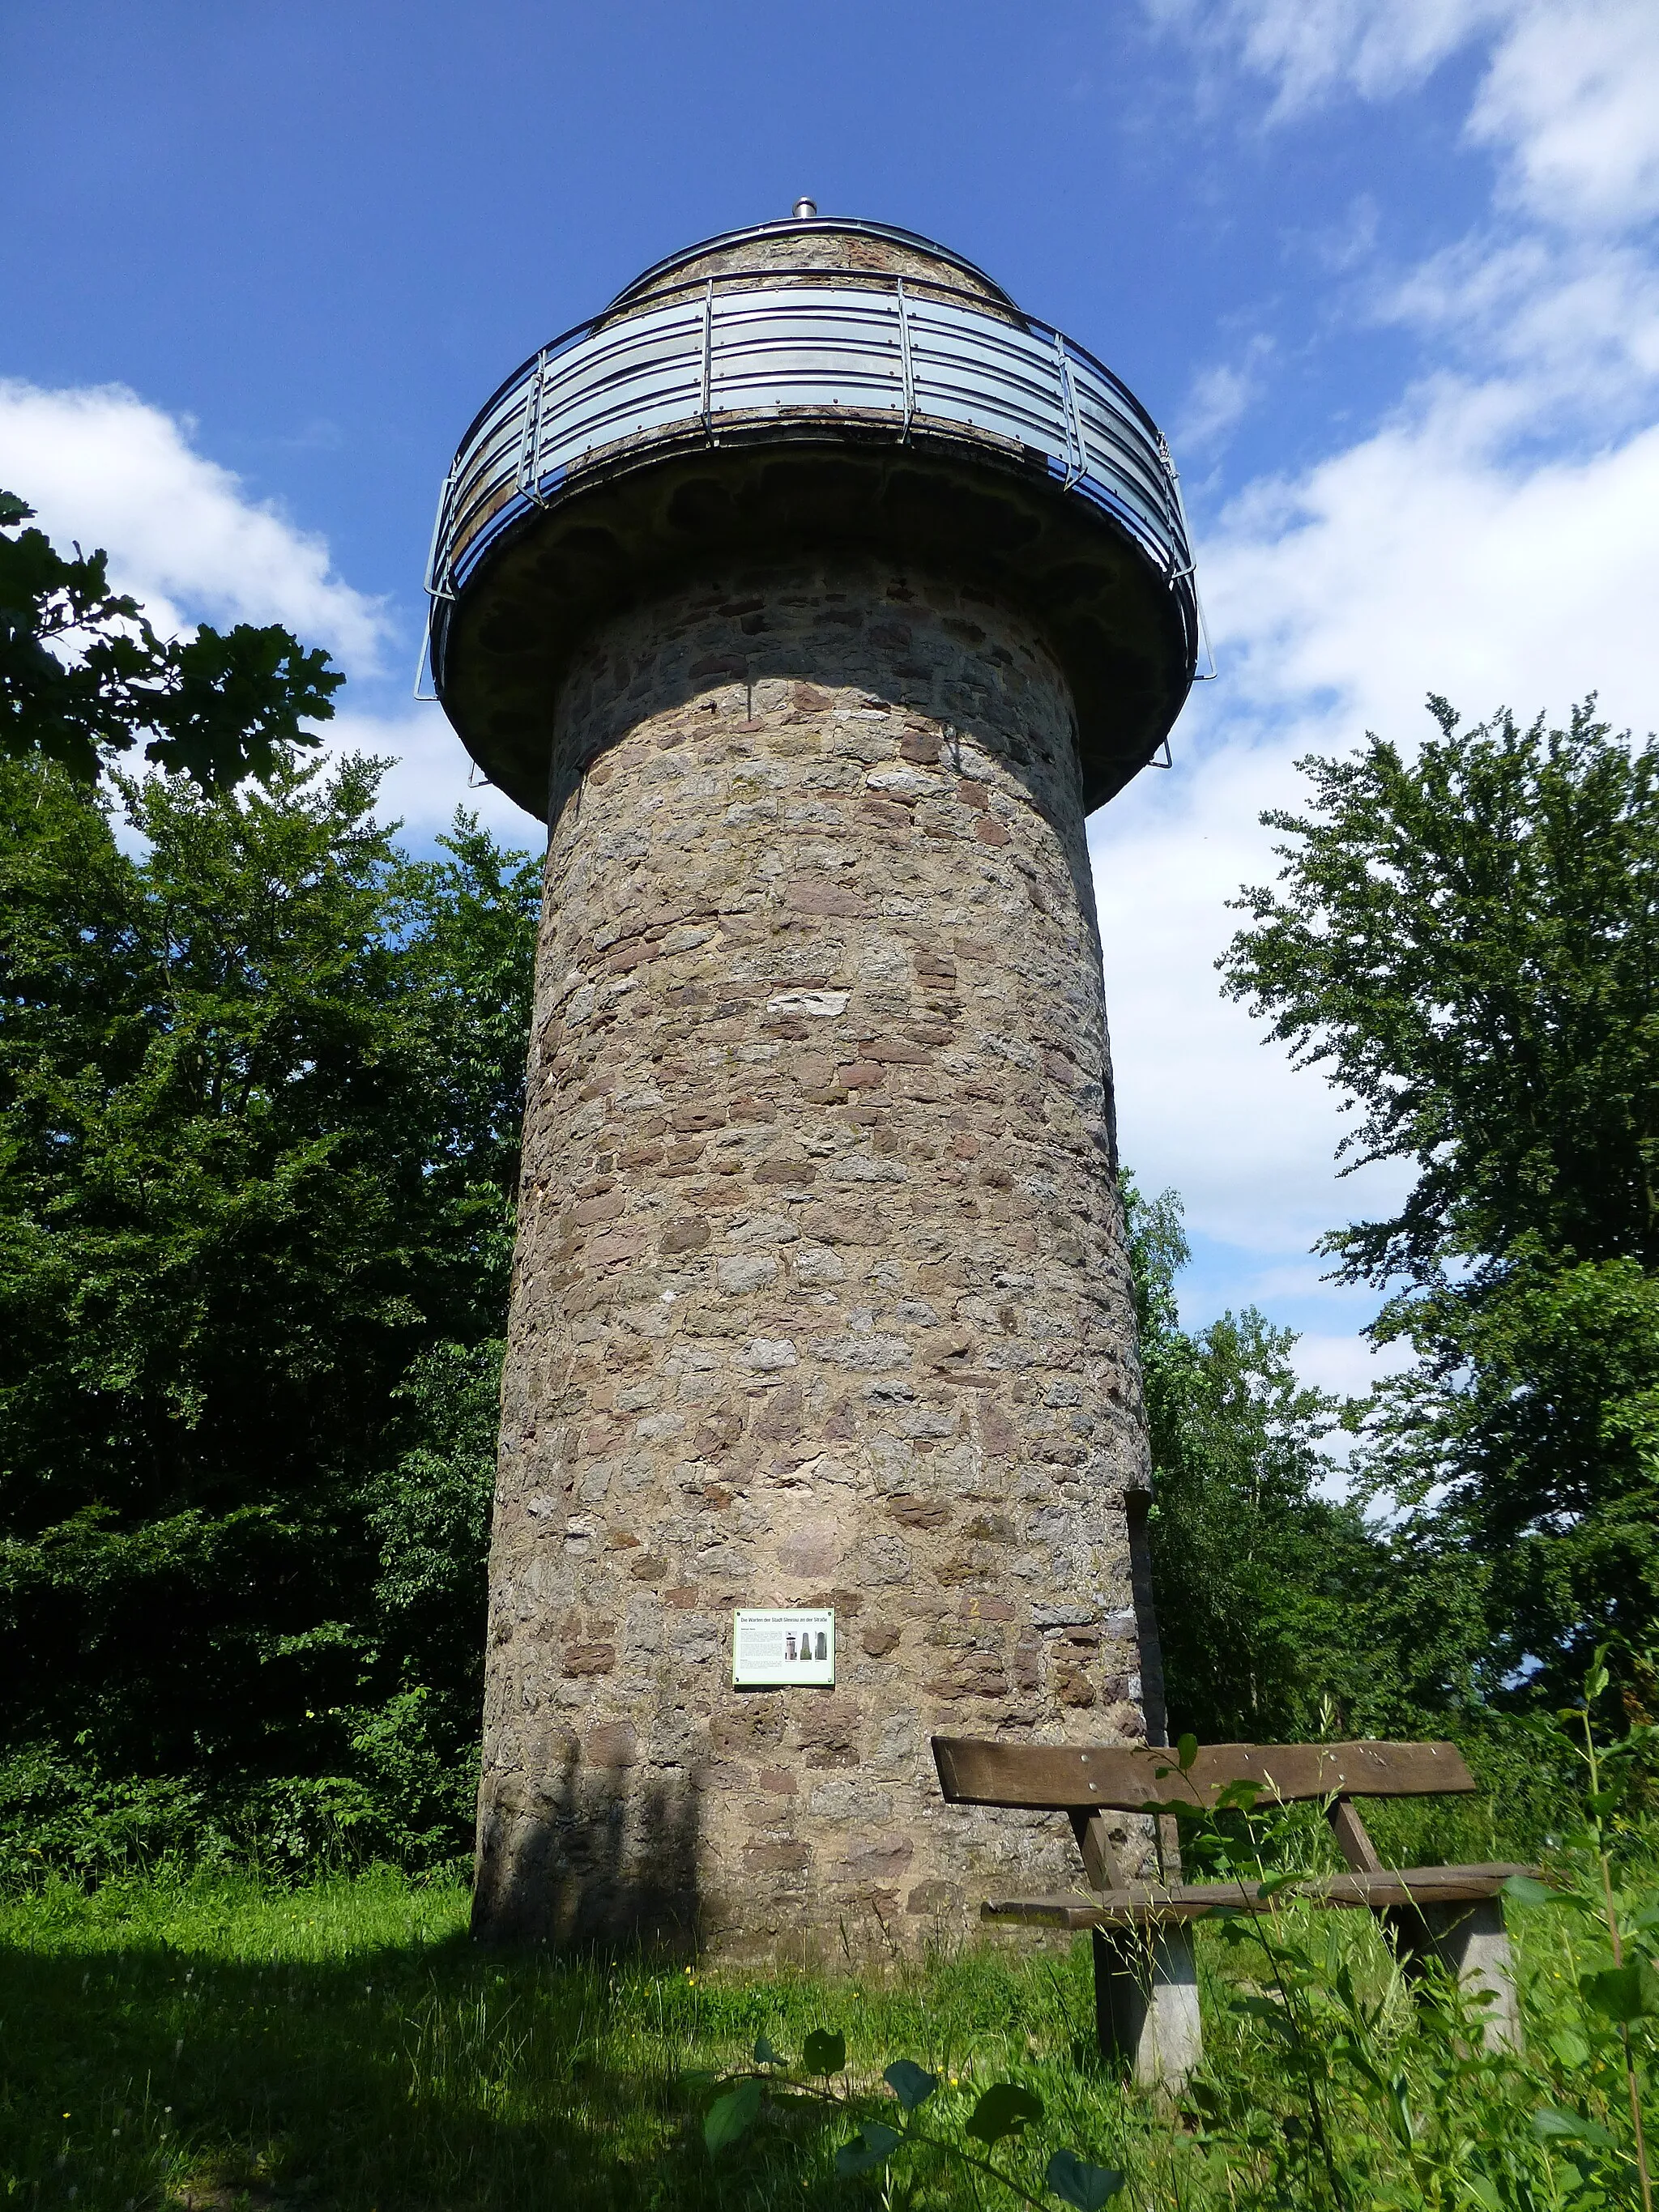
<box><xmin>0</xmin><ymin>377</ymin><xmax>537</xmax><ymax>852</ymax></box>
<box><xmin>1470</xmin><ymin>0</ymin><xmax>1659</xmax><ymax>227</ymax></box>
<box><xmin>1176</xmin><ymin>335</ymin><xmax>1277</xmax><ymax>453</ymax></box>
<box><xmin>1378</xmin><ymin>234</ymin><xmax>1659</xmax><ymax>416</ymax></box>
<box><xmin>1093</xmin><ymin>728</ymin><xmax>1414</xmax><ymax>1260</ymax></box>
<box><xmin>1148</xmin><ymin>0</ymin><xmax>1503</xmax><ymax>117</ymax></box>
<box><xmin>1206</xmin><ymin>398</ymin><xmax>1659</xmax><ymax>735</ymax></box>
<box><xmin>1156</xmin><ymin>0</ymin><xmax>1659</xmax><ymax>233</ymax></box>
<box><xmin>0</xmin><ymin>380</ymin><xmax>390</xmax><ymax>674</ymax></box>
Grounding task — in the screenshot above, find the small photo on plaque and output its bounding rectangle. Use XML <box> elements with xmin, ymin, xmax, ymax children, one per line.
<box><xmin>732</xmin><ymin>1607</ymin><xmax>835</xmax><ymax>1686</ymax></box>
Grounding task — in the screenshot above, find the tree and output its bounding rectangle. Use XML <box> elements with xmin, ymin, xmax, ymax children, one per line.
<box><xmin>1220</xmin><ymin>699</ymin><xmax>1659</xmax><ymax>1693</ymax></box>
<box><xmin>0</xmin><ymin>747</ymin><xmax>540</xmax><ymax>1866</ymax></box>
<box><xmin>0</xmin><ymin>490</ymin><xmax>340</xmax><ymax>786</ymax></box>
<box><xmin>1124</xmin><ymin>1178</ymin><xmax>1482</xmax><ymax>1742</ymax></box>
<box><xmin>1362</xmin><ymin>1254</ymin><xmax>1659</xmax><ymax>1692</ymax></box>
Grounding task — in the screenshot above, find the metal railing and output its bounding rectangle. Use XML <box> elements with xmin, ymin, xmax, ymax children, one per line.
<box><xmin>423</xmin><ymin>265</ymin><xmax>1201</xmax><ymax>671</ymax></box>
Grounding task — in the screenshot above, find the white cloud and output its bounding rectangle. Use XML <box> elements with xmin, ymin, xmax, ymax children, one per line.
<box><xmin>1158</xmin><ymin>0</ymin><xmax>1659</xmax><ymax>234</ymax></box>
<box><xmin>1470</xmin><ymin>1</ymin><xmax>1659</xmax><ymax>228</ymax></box>
<box><xmin>1093</xmin><ymin>731</ymin><xmax>1414</xmax><ymax>1259</ymax></box>
<box><xmin>1149</xmin><ymin>0</ymin><xmax>1502</xmax><ymax>116</ymax></box>
<box><xmin>1294</xmin><ymin>1332</ymin><xmax>1414</xmax><ymax>1400</ymax></box>
<box><xmin>1378</xmin><ymin>234</ymin><xmax>1659</xmax><ymax>415</ymax></box>
<box><xmin>1176</xmin><ymin>335</ymin><xmax>1276</xmax><ymax>452</ymax></box>
<box><xmin>1205</xmin><ymin>390</ymin><xmax>1659</xmax><ymax>735</ymax></box>
<box><xmin>0</xmin><ymin>380</ymin><xmax>390</xmax><ymax>674</ymax></box>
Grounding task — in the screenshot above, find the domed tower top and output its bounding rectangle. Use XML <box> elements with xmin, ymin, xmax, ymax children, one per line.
<box><xmin>605</xmin><ymin>211</ymin><xmax>1020</xmax><ymax>316</ymax></box>
<box><xmin>425</xmin><ymin>211</ymin><xmax>1201</xmax><ymax>818</ymax></box>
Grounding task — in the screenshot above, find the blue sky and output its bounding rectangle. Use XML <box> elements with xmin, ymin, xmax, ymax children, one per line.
<box><xmin>4</xmin><ymin>1</ymin><xmax>1657</xmax><ymax>1400</ymax></box>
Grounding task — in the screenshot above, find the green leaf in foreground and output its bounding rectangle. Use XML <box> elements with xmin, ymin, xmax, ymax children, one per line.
<box><xmin>1256</xmin><ymin>1869</ymin><xmax>1306</xmax><ymax>1899</ymax></box>
<box><xmin>1502</xmin><ymin>1874</ymin><xmax>1557</xmax><ymax>1906</ymax></box>
<box><xmin>1580</xmin><ymin>1961</ymin><xmax>1659</xmax><ymax>2023</ymax></box>
<box><xmin>1046</xmin><ymin>2147</ymin><xmax>1126</xmax><ymax>2210</ymax></box>
<box><xmin>885</xmin><ymin>2059</ymin><xmax>938</xmax><ymax>2110</ymax></box>
<box><xmin>802</xmin><ymin>2027</ymin><xmax>847</xmax><ymax>2074</ymax></box>
<box><xmin>966</xmin><ymin>2082</ymin><xmax>1044</xmax><ymax>2146</ymax></box>
<box><xmin>834</xmin><ymin>2122</ymin><xmax>903</xmax><ymax>2177</ymax></box>
<box><xmin>753</xmin><ymin>2033</ymin><xmax>787</xmax><ymax>2066</ymax></box>
<box><xmin>1534</xmin><ymin>2106</ymin><xmax>1619</xmax><ymax>2150</ymax></box>
<box><xmin>703</xmin><ymin>2077</ymin><xmax>762</xmax><ymax>2154</ymax></box>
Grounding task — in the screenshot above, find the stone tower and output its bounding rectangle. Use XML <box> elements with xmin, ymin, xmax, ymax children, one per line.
<box><xmin>424</xmin><ymin>211</ymin><xmax>1200</xmax><ymax>1962</ymax></box>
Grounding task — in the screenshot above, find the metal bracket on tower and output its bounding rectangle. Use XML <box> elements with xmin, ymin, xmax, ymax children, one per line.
<box><xmin>1191</xmin><ymin>586</ymin><xmax>1218</xmax><ymax>681</ymax></box>
<box><xmin>1158</xmin><ymin>435</ymin><xmax>1218</xmax><ymax>682</ymax></box>
<box><xmin>1055</xmin><ymin>331</ymin><xmax>1089</xmax><ymax>489</ymax></box>
<box><xmin>701</xmin><ymin>279</ymin><xmax>716</xmax><ymax>444</ymax></box>
<box><xmin>897</xmin><ymin>278</ymin><xmax>915</xmax><ymax>440</ymax></box>
<box><xmin>421</xmin><ymin>462</ymin><xmax>458</xmax><ymax>604</ymax></box>
<box><xmin>516</xmin><ymin>349</ymin><xmax>550</xmax><ymax>507</ymax></box>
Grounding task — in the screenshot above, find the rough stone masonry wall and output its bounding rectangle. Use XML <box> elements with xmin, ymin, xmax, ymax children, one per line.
<box><xmin>474</xmin><ymin>556</ymin><xmax>1163</xmax><ymax>1964</ymax></box>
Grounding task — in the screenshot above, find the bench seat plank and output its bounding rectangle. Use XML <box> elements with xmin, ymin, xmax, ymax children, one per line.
<box><xmin>936</xmin><ymin>1735</ymin><xmax>1477</xmax><ymax>1812</ymax></box>
<box><xmin>982</xmin><ymin>1862</ymin><xmax>1536</xmax><ymax>1929</ymax></box>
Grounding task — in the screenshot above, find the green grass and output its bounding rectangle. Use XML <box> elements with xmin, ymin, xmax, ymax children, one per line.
<box><xmin>0</xmin><ymin>1850</ymin><xmax>1653</xmax><ymax>2211</ymax></box>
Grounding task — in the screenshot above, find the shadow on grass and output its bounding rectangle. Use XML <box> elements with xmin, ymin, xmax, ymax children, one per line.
<box><xmin>0</xmin><ymin>1916</ymin><xmax>891</xmax><ymax>2212</ymax></box>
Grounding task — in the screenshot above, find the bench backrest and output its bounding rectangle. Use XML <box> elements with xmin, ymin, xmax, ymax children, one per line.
<box><xmin>932</xmin><ymin>1737</ymin><xmax>1476</xmax><ymax>1813</ymax></box>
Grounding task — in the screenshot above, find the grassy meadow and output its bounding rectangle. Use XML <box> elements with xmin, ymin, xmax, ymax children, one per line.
<box><xmin>2</xmin><ymin>1819</ymin><xmax>1654</xmax><ymax>2212</ymax></box>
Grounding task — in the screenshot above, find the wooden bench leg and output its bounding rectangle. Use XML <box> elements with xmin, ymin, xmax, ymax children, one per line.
<box><xmin>1384</xmin><ymin>1899</ymin><xmax>1522</xmax><ymax>2052</ymax></box>
<box><xmin>1092</xmin><ymin>1924</ymin><xmax>1202</xmax><ymax>2088</ymax></box>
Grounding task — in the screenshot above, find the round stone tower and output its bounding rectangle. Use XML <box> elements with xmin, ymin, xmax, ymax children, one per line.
<box><xmin>424</xmin><ymin>211</ymin><xmax>1201</xmax><ymax>1963</ymax></box>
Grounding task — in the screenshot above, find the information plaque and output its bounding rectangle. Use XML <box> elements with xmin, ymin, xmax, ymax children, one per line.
<box><xmin>731</xmin><ymin>1607</ymin><xmax>835</xmax><ymax>1686</ymax></box>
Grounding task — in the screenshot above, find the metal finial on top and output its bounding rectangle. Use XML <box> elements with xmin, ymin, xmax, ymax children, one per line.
<box><xmin>792</xmin><ymin>196</ymin><xmax>817</xmax><ymax>219</ymax></box>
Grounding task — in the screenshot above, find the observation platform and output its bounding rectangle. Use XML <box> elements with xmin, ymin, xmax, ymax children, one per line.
<box><xmin>424</xmin><ymin>215</ymin><xmax>1201</xmax><ymax>818</ymax></box>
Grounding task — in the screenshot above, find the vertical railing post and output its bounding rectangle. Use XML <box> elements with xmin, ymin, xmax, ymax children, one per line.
<box><xmin>1157</xmin><ymin>434</ymin><xmax>1217</xmax><ymax>680</ymax></box>
<box><xmin>897</xmin><ymin>278</ymin><xmax>915</xmax><ymax>441</ymax></box>
<box><xmin>421</xmin><ymin>461</ymin><xmax>458</xmax><ymax>604</ymax></box>
<box><xmin>701</xmin><ymin>278</ymin><xmax>715</xmax><ymax>444</ymax></box>
<box><xmin>516</xmin><ymin>349</ymin><xmax>549</xmax><ymax>507</ymax></box>
<box><xmin>1055</xmin><ymin>332</ymin><xmax>1089</xmax><ymax>489</ymax></box>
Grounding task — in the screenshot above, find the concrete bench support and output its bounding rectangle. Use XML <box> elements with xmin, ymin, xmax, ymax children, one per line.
<box><xmin>1093</xmin><ymin>1923</ymin><xmax>1203</xmax><ymax>2087</ymax></box>
<box><xmin>1389</xmin><ymin>1896</ymin><xmax>1523</xmax><ymax>2052</ymax></box>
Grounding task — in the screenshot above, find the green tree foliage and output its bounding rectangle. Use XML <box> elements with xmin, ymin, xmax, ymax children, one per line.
<box><xmin>1123</xmin><ymin>1178</ymin><xmax>1483</xmax><ymax>1743</ymax></box>
<box><xmin>0</xmin><ymin>491</ymin><xmax>342</xmax><ymax>786</ymax></box>
<box><xmin>1220</xmin><ymin>699</ymin><xmax>1659</xmax><ymax>1696</ymax></box>
<box><xmin>1365</xmin><ymin>1255</ymin><xmax>1659</xmax><ymax>1694</ymax></box>
<box><xmin>0</xmin><ymin>748</ymin><xmax>539</xmax><ymax>1869</ymax></box>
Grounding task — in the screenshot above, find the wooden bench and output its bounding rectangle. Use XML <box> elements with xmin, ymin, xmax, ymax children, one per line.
<box><xmin>932</xmin><ymin>1735</ymin><xmax>1537</xmax><ymax>2087</ymax></box>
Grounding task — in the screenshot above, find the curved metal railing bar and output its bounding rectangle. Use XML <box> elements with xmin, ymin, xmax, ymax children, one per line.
<box><xmin>423</xmin><ymin>264</ymin><xmax>1198</xmax><ymax>688</ymax></box>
